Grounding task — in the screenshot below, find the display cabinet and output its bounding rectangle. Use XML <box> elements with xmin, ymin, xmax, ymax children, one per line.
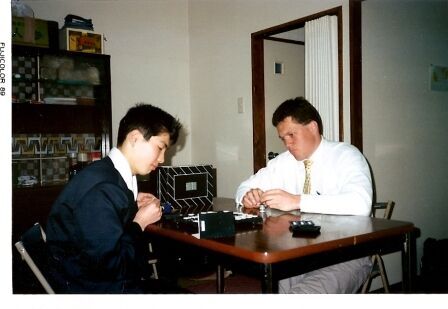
<box><xmin>11</xmin><ymin>44</ymin><xmax>112</xmax><ymax>241</ymax></box>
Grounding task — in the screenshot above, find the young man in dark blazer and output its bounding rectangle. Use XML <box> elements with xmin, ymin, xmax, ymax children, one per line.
<box><xmin>45</xmin><ymin>103</ymin><xmax>182</xmax><ymax>293</ymax></box>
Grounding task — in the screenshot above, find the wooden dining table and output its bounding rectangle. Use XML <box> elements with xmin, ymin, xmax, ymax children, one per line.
<box><xmin>145</xmin><ymin>198</ymin><xmax>417</xmax><ymax>293</ymax></box>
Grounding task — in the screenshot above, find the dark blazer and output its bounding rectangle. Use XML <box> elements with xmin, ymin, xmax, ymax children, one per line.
<box><xmin>46</xmin><ymin>157</ymin><xmax>148</xmax><ymax>293</ymax></box>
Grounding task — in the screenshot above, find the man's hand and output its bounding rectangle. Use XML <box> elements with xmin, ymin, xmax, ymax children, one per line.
<box><xmin>136</xmin><ymin>192</ymin><xmax>158</xmax><ymax>209</ymax></box>
<box><xmin>261</xmin><ymin>189</ymin><xmax>301</xmax><ymax>211</ymax></box>
<box><xmin>242</xmin><ymin>188</ymin><xmax>264</xmax><ymax>208</ymax></box>
<box><xmin>133</xmin><ymin>196</ymin><xmax>162</xmax><ymax>230</ymax></box>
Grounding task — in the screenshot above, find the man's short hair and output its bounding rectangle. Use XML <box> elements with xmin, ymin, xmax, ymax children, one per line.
<box><xmin>117</xmin><ymin>103</ymin><xmax>182</xmax><ymax>146</ymax></box>
<box><xmin>272</xmin><ymin>97</ymin><xmax>323</xmax><ymax>135</ymax></box>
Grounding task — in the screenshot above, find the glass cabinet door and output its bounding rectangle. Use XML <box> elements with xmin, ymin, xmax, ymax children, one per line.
<box><xmin>11</xmin><ymin>47</ymin><xmax>111</xmax><ymax>187</ymax></box>
<box><xmin>12</xmin><ymin>51</ymin><xmax>109</xmax><ymax>106</ymax></box>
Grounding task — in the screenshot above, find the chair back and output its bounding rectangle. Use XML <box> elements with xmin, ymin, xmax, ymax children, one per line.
<box><xmin>360</xmin><ymin>200</ymin><xmax>396</xmax><ymax>293</ymax></box>
<box><xmin>372</xmin><ymin>201</ymin><xmax>395</xmax><ymax>220</ymax></box>
<box><xmin>14</xmin><ymin>223</ymin><xmax>55</xmax><ymax>294</ymax></box>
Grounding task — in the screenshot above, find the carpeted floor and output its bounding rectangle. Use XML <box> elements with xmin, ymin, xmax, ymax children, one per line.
<box><xmin>178</xmin><ymin>271</ymin><xmax>261</xmax><ymax>294</ymax></box>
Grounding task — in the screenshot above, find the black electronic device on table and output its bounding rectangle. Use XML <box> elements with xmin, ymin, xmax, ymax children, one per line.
<box><xmin>164</xmin><ymin>211</ymin><xmax>263</xmax><ymax>236</ymax></box>
<box><xmin>289</xmin><ymin>220</ymin><xmax>321</xmax><ymax>237</ymax></box>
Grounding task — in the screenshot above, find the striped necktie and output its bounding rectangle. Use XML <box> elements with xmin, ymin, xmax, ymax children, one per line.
<box><xmin>303</xmin><ymin>159</ymin><xmax>313</xmax><ymax>194</ymax></box>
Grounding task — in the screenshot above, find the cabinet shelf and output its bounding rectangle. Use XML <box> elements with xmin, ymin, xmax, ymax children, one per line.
<box><xmin>13</xmin><ymin>77</ymin><xmax>104</xmax><ymax>87</ymax></box>
<box><xmin>43</xmin><ymin>79</ymin><xmax>102</xmax><ymax>86</ymax></box>
<box><xmin>12</xmin><ymin>103</ymin><xmax>109</xmax><ymax>134</ymax></box>
<box><xmin>12</xmin><ymin>77</ymin><xmax>35</xmax><ymax>83</ymax></box>
<box><xmin>12</xmin><ymin>44</ymin><xmax>112</xmax><ymax>241</ymax></box>
<box><xmin>14</xmin><ymin>180</ymin><xmax>68</xmax><ymax>189</ymax></box>
<box><xmin>13</xmin><ymin>155</ymin><xmax>67</xmax><ymax>161</ymax></box>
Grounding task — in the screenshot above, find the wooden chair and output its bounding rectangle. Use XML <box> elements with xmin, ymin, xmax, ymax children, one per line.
<box><xmin>361</xmin><ymin>201</ymin><xmax>395</xmax><ymax>293</ymax></box>
<box><xmin>14</xmin><ymin>223</ymin><xmax>55</xmax><ymax>294</ymax></box>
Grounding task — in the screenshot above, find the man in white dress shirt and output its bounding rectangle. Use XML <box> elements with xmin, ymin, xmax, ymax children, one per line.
<box><xmin>235</xmin><ymin>97</ymin><xmax>373</xmax><ymax>293</ymax></box>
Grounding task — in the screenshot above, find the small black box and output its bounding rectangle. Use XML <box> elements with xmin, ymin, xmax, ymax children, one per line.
<box><xmin>198</xmin><ymin>212</ymin><xmax>235</xmax><ymax>239</ymax></box>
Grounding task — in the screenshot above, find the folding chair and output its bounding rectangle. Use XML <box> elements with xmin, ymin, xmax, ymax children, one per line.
<box><xmin>14</xmin><ymin>223</ymin><xmax>55</xmax><ymax>294</ymax></box>
<box><xmin>361</xmin><ymin>201</ymin><xmax>395</xmax><ymax>293</ymax></box>
<box><xmin>148</xmin><ymin>242</ymin><xmax>159</xmax><ymax>279</ymax></box>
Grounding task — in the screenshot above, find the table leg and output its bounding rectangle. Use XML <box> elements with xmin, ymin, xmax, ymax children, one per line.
<box><xmin>261</xmin><ymin>264</ymin><xmax>273</xmax><ymax>293</ymax></box>
<box><xmin>216</xmin><ymin>264</ymin><xmax>225</xmax><ymax>293</ymax></box>
<box><xmin>401</xmin><ymin>231</ymin><xmax>416</xmax><ymax>292</ymax></box>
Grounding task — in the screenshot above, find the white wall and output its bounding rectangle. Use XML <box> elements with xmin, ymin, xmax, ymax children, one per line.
<box><xmin>24</xmin><ymin>0</ymin><xmax>192</xmax><ymax>165</ymax></box>
<box><xmin>363</xmin><ymin>0</ymin><xmax>448</xmax><ymax>287</ymax></box>
<box><xmin>264</xmin><ymin>40</ymin><xmax>305</xmax><ymax>159</ymax></box>
<box><xmin>188</xmin><ymin>0</ymin><xmax>347</xmax><ymax>198</ymax></box>
<box><xmin>24</xmin><ymin>0</ymin><xmax>348</xmax><ymax>197</ymax></box>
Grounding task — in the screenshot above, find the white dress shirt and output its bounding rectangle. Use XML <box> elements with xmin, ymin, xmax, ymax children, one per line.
<box><xmin>235</xmin><ymin>138</ymin><xmax>372</xmax><ymax>216</ymax></box>
<box><xmin>236</xmin><ymin>138</ymin><xmax>374</xmax><ymax>293</ymax></box>
<box><xmin>108</xmin><ymin>147</ymin><xmax>138</xmax><ymax>201</ymax></box>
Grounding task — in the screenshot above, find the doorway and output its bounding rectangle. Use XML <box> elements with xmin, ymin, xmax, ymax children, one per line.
<box><xmin>264</xmin><ymin>29</ymin><xmax>305</xmax><ymax>160</ymax></box>
<box><xmin>251</xmin><ymin>3</ymin><xmax>362</xmax><ymax>172</ymax></box>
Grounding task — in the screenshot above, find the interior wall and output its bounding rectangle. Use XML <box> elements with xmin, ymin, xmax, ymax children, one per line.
<box><xmin>188</xmin><ymin>0</ymin><xmax>347</xmax><ymax>197</ymax></box>
<box><xmin>264</xmin><ymin>40</ymin><xmax>305</xmax><ymax>159</ymax></box>
<box><xmin>362</xmin><ymin>0</ymin><xmax>448</xmax><ymax>287</ymax></box>
<box><xmin>23</xmin><ymin>0</ymin><xmax>192</xmax><ymax>166</ymax></box>
<box><xmin>22</xmin><ymin>0</ymin><xmax>349</xmax><ymax>198</ymax></box>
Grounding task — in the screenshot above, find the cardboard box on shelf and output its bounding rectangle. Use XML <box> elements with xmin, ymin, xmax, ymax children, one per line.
<box><xmin>12</xmin><ymin>16</ymin><xmax>59</xmax><ymax>49</ymax></box>
<box><xmin>59</xmin><ymin>27</ymin><xmax>103</xmax><ymax>54</ymax></box>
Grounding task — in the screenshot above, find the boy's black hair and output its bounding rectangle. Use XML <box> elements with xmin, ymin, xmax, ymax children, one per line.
<box><xmin>117</xmin><ymin>103</ymin><xmax>182</xmax><ymax>146</ymax></box>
